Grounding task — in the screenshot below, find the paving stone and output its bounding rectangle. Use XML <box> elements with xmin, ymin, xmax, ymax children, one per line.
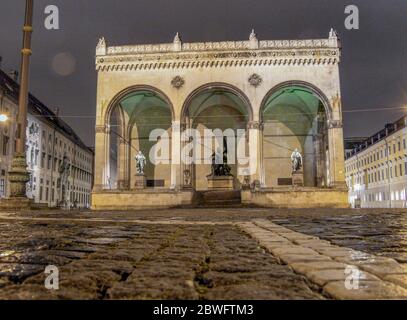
<box><xmin>323</xmin><ymin>280</ymin><xmax>407</xmax><ymax>299</ymax></box>
<box><xmin>305</xmin><ymin>269</ymin><xmax>379</xmax><ymax>287</ymax></box>
<box><xmin>271</xmin><ymin>246</ymin><xmax>320</xmax><ymax>256</ymax></box>
<box><xmin>278</xmin><ymin>253</ymin><xmax>332</xmax><ymax>265</ymax></box>
<box><xmin>383</xmin><ymin>274</ymin><xmax>407</xmax><ymax>289</ymax></box>
<box><xmin>290</xmin><ymin>261</ymin><xmax>347</xmax><ymax>274</ymax></box>
<box><xmin>358</xmin><ymin>262</ymin><xmax>407</xmax><ymax>278</ymax></box>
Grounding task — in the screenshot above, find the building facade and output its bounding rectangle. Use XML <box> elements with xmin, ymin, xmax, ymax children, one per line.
<box><xmin>0</xmin><ymin>68</ymin><xmax>93</xmax><ymax>208</ymax></box>
<box><xmin>345</xmin><ymin>116</ymin><xmax>407</xmax><ymax>208</ymax></box>
<box><xmin>93</xmin><ymin>30</ymin><xmax>348</xmax><ymax>210</ymax></box>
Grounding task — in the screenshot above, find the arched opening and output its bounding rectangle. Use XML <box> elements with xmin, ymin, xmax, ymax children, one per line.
<box><xmin>182</xmin><ymin>84</ymin><xmax>252</xmax><ymax>190</ymax></box>
<box><xmin>261</xmin><ymin>84</ymin><xmax>330</xmax><ymax>188</ymax></box>
<box><xmin>105</xmin><ymin>87</ymin><xmax>173</xmax><ymax>189</ymax></box>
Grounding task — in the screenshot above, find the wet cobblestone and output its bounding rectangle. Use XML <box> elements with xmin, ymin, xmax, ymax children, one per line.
<box><xmin>270</xmin><ymin>211</ymin><xmax>407</xmax><ymax>264</ymax></box>
<box><xmin>0</xmin><ymin>217</ymin><xmax>323</xmax><ymax>300</ymax></box>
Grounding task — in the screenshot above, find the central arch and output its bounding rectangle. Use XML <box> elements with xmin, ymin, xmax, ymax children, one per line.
<box><xmin>181</xmin><ymin>83</ymin><xmax>253</xmax><ymax>190</ymax></box>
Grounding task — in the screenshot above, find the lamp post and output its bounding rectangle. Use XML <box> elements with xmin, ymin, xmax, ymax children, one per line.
<box><xmin>8</xmin><ymin>0</ymin><xmax>33</xmax><ymax>200</ymax></box>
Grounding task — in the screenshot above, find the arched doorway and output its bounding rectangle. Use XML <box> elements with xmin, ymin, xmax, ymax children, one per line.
<box><xmin>261</xmin><ymin>83</ymin><xmax>330</xmax><ymax>188</ymax></box>
<box><xmin>105</xmin><ymin>87</ymin><xmax>173</xmax><ymax>190</ymax></box>
<box><xmin>182</xmin><ymin>84</ymin><xmax>253</xmax><ymax>191</ymax></box>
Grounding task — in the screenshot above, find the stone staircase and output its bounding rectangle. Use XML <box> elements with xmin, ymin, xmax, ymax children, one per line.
<box><xmin>196</xmin><ymin>190</ymin><xmax>242</xmax><ymax>208</ymax></box>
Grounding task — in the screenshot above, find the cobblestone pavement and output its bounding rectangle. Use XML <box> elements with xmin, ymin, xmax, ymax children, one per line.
<box><xmin>0</xmin><ymin>217</ymin><xmax>322</xmax><ymax>300</ymax></box>
<box><xmin>0</xmin><ymin>208</ymin><xmax>407</xmax><ymax>299</ymax></box>
<box><xmin>269</xmin><ymin>210</ymin><xmax>407</xmax><ymax>263</ymax></box>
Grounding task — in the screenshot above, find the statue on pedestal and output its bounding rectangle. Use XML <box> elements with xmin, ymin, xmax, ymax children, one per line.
<box><xmin>210</xmin><ymin>147</ymin><xmax>232</xmax><ymax>177</ymax></box>
<box><xmin>135</xmin><ymin>151</ymin><xmax>146</xmax><ymax>174</ymax></box>
<box><xmin>206</xmin><ymin>139</ymin><xmax>234</xmax><ymax>190</ymax></box>
<box><xmin>291</xmin><ymin>148</ymin><xmax>303</xmax><ymax>172</ymax></box>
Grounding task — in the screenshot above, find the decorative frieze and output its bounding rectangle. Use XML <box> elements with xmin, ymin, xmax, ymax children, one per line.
<box><xmin>96</xmin><ymin>52</ymin><xmax>340</xmax><ymax>71</ymax></box>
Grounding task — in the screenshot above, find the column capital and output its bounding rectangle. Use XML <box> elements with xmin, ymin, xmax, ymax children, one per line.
<box><xmin>328</xmin><ymin>120</ymin><xmax>343</xmax><ymax>129</ymax></box>
<box><xmin>172</xmin><ymin>120</ymin><xmax>181</xmax><ymax>130</ymax></box>
<box><xmin>95</xmin><ymin>125</ymin><xmax>108</xmax><ymax>134</ymax></box>
<box><xmin>247</xmin><ymin>121</ymin><xmax>264</xmax><ymax>130</ymax></box>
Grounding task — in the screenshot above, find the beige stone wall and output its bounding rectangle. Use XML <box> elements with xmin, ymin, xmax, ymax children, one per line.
<box><xmin>91</xmin><ymin>190</ymin><xmax>196</xmax><ymax>210</ymax></box>
<box><xmin>242</xmin><ymin>189</ymin><xmax>349</xmax><ymax>208</ymax></box>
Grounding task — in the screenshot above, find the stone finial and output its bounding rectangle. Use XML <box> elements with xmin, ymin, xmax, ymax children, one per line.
<box><xmin>249</xmin><ymin>29</ymin><xmax>259</xmax><ymax>49</ymax></box>
<box><xmin>96</xmin><ymin>37</ymin><xmax>107</xmax><ymax>56</ymax></box>
<box><xmin>329</xmin><ymin>28</ymin><xmax>338</xmax><ymax>39</ymax></box>
<box><xmin>173</xmin><ymin>32</ymin><xmax>182</xmax><ymax>51</ymax></box>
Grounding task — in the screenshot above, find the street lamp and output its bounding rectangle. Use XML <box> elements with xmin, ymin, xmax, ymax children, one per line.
<box><xmin>7</xmin><ymin>0</ymin><xmax>33</xmax><ymax>202</ymax></box>
<box><xmin>0</xmin><ymin>114</ymin><xmax>8</xmax><ymax>122</ymax></box>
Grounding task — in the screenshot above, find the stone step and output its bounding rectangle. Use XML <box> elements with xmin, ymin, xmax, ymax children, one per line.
<box><xmin>197</xmin><ymin>190</ymin><xmax>242</xmax><ymax>207</ymax></box>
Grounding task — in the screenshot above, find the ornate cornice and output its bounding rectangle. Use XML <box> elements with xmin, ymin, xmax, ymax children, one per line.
<box><xmin>96</xmin><ymin>36</ymin><xmax>341</xmax><ymax>72</ymax></box>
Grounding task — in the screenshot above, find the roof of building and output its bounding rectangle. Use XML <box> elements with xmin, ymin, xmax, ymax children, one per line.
<box><xmin>345</xmin><ymin>115</ymin><xmax>407</xmax><ymax>160</ymax></box>
<box><xmin>344</xmin><ymin>137</ymin><xmax>369</xmax><ymax>150</ymax></box>
<box><xmin>0</xmin><ymin>68</ymin><xmax>92</xmax><ymax>153</ymax></box>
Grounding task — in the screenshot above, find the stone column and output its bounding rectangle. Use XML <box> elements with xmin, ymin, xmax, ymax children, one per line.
<box><xmin>313</xmin><ymin>133</ymin><xmax>324</xmax><ymax>187</ymax></box>
<box><xmin>327</xmin><ymin>120</ymin><xmax>346</xmax><ymax>188</ymax></box>
<box><xmin>93</xmin><ymin>125</ymin><xmax>108</xmax><ymax>191</ymax></box>
<box><xmin>171</xmin><ymin>120</ymin><xmax>181</xmax><ymax>190</ymax></box>
<box><xmin>117</xmin><ymin>137</ymin><xmax>129</xmax><ymax>189</ymax></box>
<box><xmin>246</xmin><ymin>121</ymin><xmax>263</xmax><ymax>189</ymax></box>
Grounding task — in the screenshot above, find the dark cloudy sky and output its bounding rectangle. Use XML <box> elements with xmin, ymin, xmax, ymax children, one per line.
<box><xmin>1</xmin><ymin>0</ymin><xmax>407</xmax><ymax>146</ymax></box>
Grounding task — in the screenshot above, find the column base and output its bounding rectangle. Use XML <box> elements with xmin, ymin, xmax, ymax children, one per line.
<box><xmin>0</xmin><ymin>197</ymin><xmax>35</xmax><ymax>210</ymax></box>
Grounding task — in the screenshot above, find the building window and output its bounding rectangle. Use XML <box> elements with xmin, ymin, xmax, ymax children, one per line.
<box><xmin>0</xmin><ymin>179</ymin><xmax>5</xmax><ymax>197</ymax></box>
<box><xmin>41</xmin><ymin>152</ymin><xmax>45</xmax><ymax>168</ymax></box>
<box><xmin>2</xmin><ymin>136</ymin><xmax>9</xmax><ymax>156</ymax></box>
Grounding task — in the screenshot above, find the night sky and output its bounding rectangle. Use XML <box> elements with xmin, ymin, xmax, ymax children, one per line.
<box><xmin>1</xmin><ymin>0</ymin><xmax>407</xmax><ymax>146</ymax></box>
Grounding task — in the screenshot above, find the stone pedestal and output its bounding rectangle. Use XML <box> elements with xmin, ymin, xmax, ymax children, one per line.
<box><xmin>0</xmin><ymin>197</ymin><xmax>34</xmax><ymax>210</ymax></box>
<box><xmin>135</xmin><ymin>174</ymin><xmax>146</xmax><ymax>189</ymax></box>
<box><xmin>292</xmin><ymin>171</ymin><xmax>304</xmax><ymax>187</ymax></box>
<box><xmin>207</xmin><ymin>176</ymin><xmax>234</xmax><ymax>190</ymax></box>
<box><xmin>8</xmin><ymin>153</ymin><xmax>30</xmax><ymax>197</ymax></box>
